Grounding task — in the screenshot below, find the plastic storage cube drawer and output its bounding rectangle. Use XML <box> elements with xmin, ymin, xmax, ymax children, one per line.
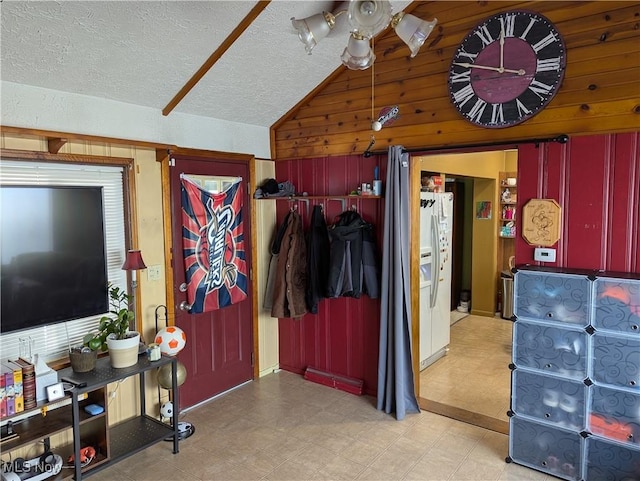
<box><xmin>590</xmin><ymin>332</ymin><xmax>640</xmax><ymax>390</ymax></box>
<box><xmin>513</xmin><ymin>320</ymin><xmax>588</xmax><ymax>380</ymax></box>
<box><xmin>512</xmin><ymin>369</ymin><xmax>586</xmax><ymax>430</ymax></box>
<box><xmin>514</xmin><ymin>270</ymin><xmax>592</xmax><ymax>327</ymax></box>
<box><xmin>584</xmin><ymin>436</ymin><xmax>640</xmax><ymax>481</ymax></box>
<box><xmin>592</xmin><ymin>277</ymin><xmax>640</xmax><ymax>335</ymax></box>
<box><xmin>509</xmin><ymin>415</ymin><xmax>583</xmax><ymax>481</ymax></box>
<box><xmin>588</xmin><ymin>385</ymin><xmax>639</xmax><ymax>445</ymax></box>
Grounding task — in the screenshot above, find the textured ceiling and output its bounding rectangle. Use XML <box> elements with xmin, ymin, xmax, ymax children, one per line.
<box><xmin>1</xmin><ymin>0</ymin><xmax>411</xmax><ymax>128</ymax></box>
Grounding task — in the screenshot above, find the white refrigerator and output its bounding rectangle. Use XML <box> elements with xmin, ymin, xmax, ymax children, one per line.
<box><xmin>419</xmin><ymin>191</ymin><xmax>454</xmax><ymax>371</ymax></box>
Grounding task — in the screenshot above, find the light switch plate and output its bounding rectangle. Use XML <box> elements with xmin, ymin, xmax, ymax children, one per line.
<box><xmin>534</xmin><ymin>247</ymin><xmax>556</xmax><ymax>262</ymax></box>
<box><xmin>147</xmin><ymin>265</ymin><xmax>162</xmax><ymax>281</ymax></box>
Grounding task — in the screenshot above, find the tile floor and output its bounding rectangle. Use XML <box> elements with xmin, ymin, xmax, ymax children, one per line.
<box><xmin>86</xmin><ymin>366</ymin><xmax>553</xmax><ymax>481</ymax></box>
<box><xmin>419</xmin><ymin>314</ymin><xmax>513</xmax><ymax>422</ymax></box>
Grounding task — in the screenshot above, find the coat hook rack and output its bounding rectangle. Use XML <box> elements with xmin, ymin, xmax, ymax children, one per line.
<box><xmin>298</xmin><ymin>198</ymin><xmax>309</xmax><ymax>217</ymax></box>
<box><xmin>328</xmin><ymin>198</ymin><xmax>347</xmax><ymax>212</ymax></box>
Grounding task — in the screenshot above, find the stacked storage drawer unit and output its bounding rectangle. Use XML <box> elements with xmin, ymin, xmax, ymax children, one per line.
<box><xmin>508</xmin><ymin>267</ymin><xmax>640</xmax><ymax>481</ymax></box>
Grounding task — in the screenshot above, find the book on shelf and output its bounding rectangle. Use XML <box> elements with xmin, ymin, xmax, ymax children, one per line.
<box><xmin>1</xmin><ymin>364</ymin><xmax>15</xmax><ymax>417</ymax></box>
<box><xmin>2</xmin><ymin>362</ymin><xmax>23</xmax><ymax>414</ymax></box>
<box><xmin>0</xmin><ymin>366</ymin><xmax>5</xmax><ymax>418</ymax></box>
<box><xmin>10</xmin><ymin>358</ymin><xmax>36</xmax><ymax>410</ymax></box>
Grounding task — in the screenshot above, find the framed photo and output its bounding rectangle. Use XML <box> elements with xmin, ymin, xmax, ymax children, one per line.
<box><xmin>476</xmin><ymin>201</ymin><xmax>492</xmax><ymax>220</ymax></box>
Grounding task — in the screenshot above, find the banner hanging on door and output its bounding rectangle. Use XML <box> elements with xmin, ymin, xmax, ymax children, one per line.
<box><xmin>181</xmin><ymin>175</ymin><xmax>247</xmax><ymax>312</ymax></box>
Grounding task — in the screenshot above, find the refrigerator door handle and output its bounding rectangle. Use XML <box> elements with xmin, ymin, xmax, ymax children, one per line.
<box><xmin>430</xmin><ymin>212</ymin><xmax>440</xmax><ymax>308</ymax></box>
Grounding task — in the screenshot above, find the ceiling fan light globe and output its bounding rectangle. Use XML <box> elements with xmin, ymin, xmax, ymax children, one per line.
<box><xmin>291</xmin><ymin>13</ymin><xmax>333</xmax><ymax>54</ymax></box>
<box><xmin>348</xmin><ymin>0</ymin><xmax>392</xmax><ymax>38</ymax></box>
<box><xmin>340</xmin><ymin>34</ymin><xmax>376</xmax><ymax>70</ymax></box>
<box><xmin>394</xmin><ymin>14</ymin><xmax>437</xmax><ymax>57</ymax></box>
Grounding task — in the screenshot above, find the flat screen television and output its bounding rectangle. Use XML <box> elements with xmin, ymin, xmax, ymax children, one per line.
<box><xmin>0</xmin><ymin>185</ymin><xmax>108</xmax><ymax>333</ymax></box>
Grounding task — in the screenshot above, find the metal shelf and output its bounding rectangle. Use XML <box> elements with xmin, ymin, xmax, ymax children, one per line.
<box><xmin>59</xmin><ymin>355</ymin><xmax>179</xmax><ymax>480</ymax></box>
<box><xmin>83</xmin><ymin>416</ymin><xmax>174</xmax><ymax>478</ymax></box>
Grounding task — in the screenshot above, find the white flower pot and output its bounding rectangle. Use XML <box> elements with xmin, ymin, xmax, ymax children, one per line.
<box><xmin>107</xmin><ymin>332</ymin><xmax>141</xmax><ymax>368</ymax></box>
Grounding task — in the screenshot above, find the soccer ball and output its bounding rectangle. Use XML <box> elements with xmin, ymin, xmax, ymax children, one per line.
<box><xmin>160</xmin><ymin>401</ymin><xmax>174</xmax><ymax>420</ymax></box>
<box><xmin>155</xmin><ymin>326</ymin><xmax>186</xmax><ymax>356</ymax></box>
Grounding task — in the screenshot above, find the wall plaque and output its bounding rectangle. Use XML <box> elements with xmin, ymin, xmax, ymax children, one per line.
<box><xmin>522</xmin><ymin>199</ymin><xmax>561</xmax><ymax>246</ymax></box>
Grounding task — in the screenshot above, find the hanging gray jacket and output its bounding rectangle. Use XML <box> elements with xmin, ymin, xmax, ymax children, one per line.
<box><xmin>326</xmin><ymin>210</ymin><xmax>379</xmax><ymax>299</ymax></box>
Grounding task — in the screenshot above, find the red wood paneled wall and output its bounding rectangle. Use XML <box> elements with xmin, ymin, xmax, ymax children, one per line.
<box><xmin>274</xmin><ymin>154</ymin><xmax>386</xmax><ymax>396</ymax></box>
<box><xmin>516</xmin><ymin>132</ymin><xmax>640</xmax><ymax>273</ymax></box>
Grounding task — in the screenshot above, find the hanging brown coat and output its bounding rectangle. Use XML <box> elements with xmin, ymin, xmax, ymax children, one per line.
<box><xmin>271</xmin><ymin>210</ymin><xmax>307</xmax><ymax>319</ymax></box>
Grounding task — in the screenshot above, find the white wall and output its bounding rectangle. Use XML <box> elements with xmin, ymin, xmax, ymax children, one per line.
<box><xmin>1</xmin><ymin>81</ymin><xmax>272</xmax><ymax>159</ymax></box>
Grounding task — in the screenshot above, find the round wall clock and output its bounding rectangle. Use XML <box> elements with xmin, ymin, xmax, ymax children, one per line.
<box><xmin>448</xmin><ymin>11</ymin><xmax>566</xmax><ymax>128</ymax></box>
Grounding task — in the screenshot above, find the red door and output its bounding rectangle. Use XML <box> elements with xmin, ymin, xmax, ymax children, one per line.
<box><xmin>170</xmin><ymin>155</ymin><xmax>253</xmax><ymax>409</ymax></box>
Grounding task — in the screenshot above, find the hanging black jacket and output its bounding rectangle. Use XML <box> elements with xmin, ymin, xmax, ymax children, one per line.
<box><xmin>326</xmin><ymin>210</ymin><xmax>379</xmax><ymax>299</ymax></box>
<box><xmin>306</xmin><ymin>205</ymin><xmax>331</xmax><ymax>314</ymax></box>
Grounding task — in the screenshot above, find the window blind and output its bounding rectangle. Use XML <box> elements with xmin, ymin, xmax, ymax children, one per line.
<box><xmin>0</xmin><ymin>160</ymin><xmax>127</xmax><ymax>362</ymax></box>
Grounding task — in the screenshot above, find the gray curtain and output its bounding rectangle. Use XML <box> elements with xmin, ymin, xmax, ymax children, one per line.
<box><xmin>376</xmin><ymin>145</ymin><xmax>420</xmax><ymax>420</ymax></box>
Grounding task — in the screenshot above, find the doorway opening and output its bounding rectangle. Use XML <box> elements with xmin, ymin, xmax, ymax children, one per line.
<box><xmin>415</xmin><ymin>150</ymin><xmax>517</xmax><ymax>434</ymax></box>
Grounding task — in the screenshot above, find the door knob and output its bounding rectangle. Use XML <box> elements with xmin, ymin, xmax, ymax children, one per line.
<box><xmin>179</xmin><ymin>301</ymin><xmax>192</xmax><ymax>312</ymax></box>
<box><xmin>179</xmin><ymin>283</ymin><xmax>188</xmax><ymax>292</ymax></box>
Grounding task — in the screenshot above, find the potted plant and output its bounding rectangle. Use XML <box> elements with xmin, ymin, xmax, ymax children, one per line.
<box><xmin>83</xmin><ymin>282</ymin><xmax>140</xmax><ymax>368</ymax></box>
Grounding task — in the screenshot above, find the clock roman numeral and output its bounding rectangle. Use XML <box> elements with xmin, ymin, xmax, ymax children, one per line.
<box><xmin>468</xmin><ymin>98</ymin><xmax>487</xmax><ymax>122</ymax></box>
<box><xmin>528</xmin><ymin>79</ymin><xmax>554</xmax><ymax>99</ymax></box>
<box><xmin>474</xmin><ymin>25</ymin><xmax>494</xmax><ymax>47</ymax></box>
<box><xmin>452</xmin><ymin>84</ymin><xmax>475</xmax><ymax>108</ymax></box>
<box><xmin>450</xmin><ymin>69</ymin><xmax>471</xmax><ymax>83</ymax></box>
<box><xmin>516</xmin><ymin>98</ymin><xmax>532</xmax><ymax>117</ymax></box>
<box><xmin>500</xmin><ymin>14</ymin><xmax>516</xmax><ymax>37</ymax></box>
<box><xmin>532</xmin><ymin>32</ymin><xmax>558</xmax><ymax>53</ymax></box>
<box><xmin>520</xmin><ymin>17</ymin><xmax>538</xmax><ymax>40</ymax></box>
<box><xmin>456</xmin><ymin>46</ymin><xmax>478</xmax><ymax>61</ymax></box>
<box><xmin>537</xmin><ymin>57</ymin><xmax>562</xmax><ymax>72</ymax></box>
<box><xmin>491</xmin><ymin>104</ymin><xmax>504</xmax><ymax>124</ymax></box>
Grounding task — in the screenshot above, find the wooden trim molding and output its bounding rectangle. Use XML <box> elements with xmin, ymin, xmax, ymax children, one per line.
<box><xmin>157</xmin><ymin>150</ymin><xmax>176</xmax><ymax>326</ymax></box>
<box><xmin>0</xmin><ymin>148</ymin><xmax>133</xmax><ymax>166</ymax></box>
<box><xmin>249</xmin><ymin>157</ymin><xmax>260</xmax><ymax>378</ymax></box>
<box><xmin>168</xmin><ymin>147</ymin><xmax>253</xmax><ymax>162</ymax></box>
<box><xmin>419</xmin><ymin>398</ymin><xmax>509</xmax><ymax>435</ymax></box>
<box><xmin>1</xmin><ymin>125</ymin><xmax>175</xmax><ymax>151</ymax></box>
<box><xmin>410</xmin><ymin>156</ymin><xmax>421</xmax><ymax>398</ymax></box>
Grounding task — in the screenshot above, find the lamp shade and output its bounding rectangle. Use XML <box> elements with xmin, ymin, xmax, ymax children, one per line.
<box><xmin>121</xmin><ymin>250</ymin><xmax>146</xmax><ymax>271</ymax></box>
<box><xmin>394</xmin><ymin>13</ymin><xmax>438</xmax><ymax>58</ymax></box>
<box><xmin>341</xmin><ymin>34</ymin><xmax>376</xmax><ymax>70</ymax></box>
<box><xmin>348</xmin><ymin>0</ymin><xmax>392</xmax><ymax>38</ymax></box>
<box><xmin>291</xmin><ymin>12</ymin><xmax>333</xmax><ymax>54</ymax></box>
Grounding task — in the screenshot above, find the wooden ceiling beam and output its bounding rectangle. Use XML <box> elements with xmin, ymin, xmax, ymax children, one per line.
<box><xmin>162</xmin><ymin>1</ymin><xmax>271</xmax><ymax>116</ymax></box>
